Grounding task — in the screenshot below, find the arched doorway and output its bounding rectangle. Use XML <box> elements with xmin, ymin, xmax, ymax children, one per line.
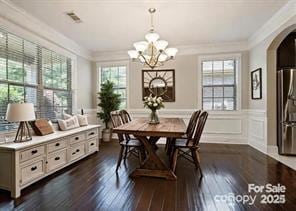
<box><xmin>266</xmin><ymin>24</ymin><xmax>296</xmax><ymax>149</ymax></box>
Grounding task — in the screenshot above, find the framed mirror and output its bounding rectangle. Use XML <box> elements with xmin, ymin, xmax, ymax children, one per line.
<box><xmin>142</xmin><ymin>69</ymin><xmax>175</xmax><ymax>102</ymax></box>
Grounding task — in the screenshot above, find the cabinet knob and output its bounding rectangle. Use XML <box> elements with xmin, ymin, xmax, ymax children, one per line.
<box><xmin>89</xmin><ymin>132</ymin><xmax>95</xmax><ymax>136</ymax></box>
<box><xmin>31</xmin><ymin>166</ymin><xmax>37</xmax><ymax>171</ymax></box>
<box><xmin>75</xmin><ymin>137</ymin><xmax>79</xmax><ymax>140</ymax></box>
<box><xmin>90</xmin><ymin>143</ymin><xmax>94</xmax><ymax>146</ymax></box>
<box><xmin>76</xmin><ymin>149</ymin><xmax>80</xmax><ymax>153</ymax></box>
<box><xmin>31</xmin><ymin>150</ymin><xmax>38</xmax><ymax>154</ymax></box>
<box><xmin>55</xmin><ymin>143</ymin><xmax>60</xmax><ymax>147</ymax></box>
<box><xmin>55</xmin><ymin>157</ymin><xmax>60</xmax><ymax>161</ymax></box>
<box><xmin>72</xmin><ymin>152</ymin><xmax>76</xmax><ymax>155</ymax></box>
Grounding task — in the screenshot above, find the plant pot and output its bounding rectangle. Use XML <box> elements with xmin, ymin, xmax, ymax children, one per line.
<box><xmin>102</xmin><ymin>128</ymin><xmax>111</xmax><ymax>142</ymax></box>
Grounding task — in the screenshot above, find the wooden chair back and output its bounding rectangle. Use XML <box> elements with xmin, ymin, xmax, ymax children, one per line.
<box><xmin>110</xmin><ymin>111</ymin><xmax>124</xmax><ymax>142</ymax></box>
<box><xmin>188</xmin><ymin>111</ymin><xmax>208</xmax><ymax>147</ymax></box>
<box><xmin>186</xmin><ymin>110</ymin><xmax>201</xmax><ymax>139</ymax></box>
<box><xmin>120</xmin><ymin>110</ymin><xmax>132</xmax><ymax>124</ymax></box>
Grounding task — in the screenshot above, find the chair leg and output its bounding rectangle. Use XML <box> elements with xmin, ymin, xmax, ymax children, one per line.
<box><xmin>123</xmin><ymin>146</ymin><xmax>129</xmax><ymax>162</ymax></box>
<box><xmin>191</xmin><ymin>148</ymin><xmax>203</xmax><ymax>177</ymax></box>
<box><xmin>170</xmin><ymin>148</ymin><xmax>179</xmax><ymax>173</ymax></box>
<box><xmin>116</xmin><ymin>145</ymin><xmax>124</xmax><ymax>172</ymax></box>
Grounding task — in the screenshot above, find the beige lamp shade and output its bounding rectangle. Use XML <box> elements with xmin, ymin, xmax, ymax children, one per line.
<box><xmin>5</xmin><ymin>103</ymin><xmax>36</xmax><ymax>122</ymax></box>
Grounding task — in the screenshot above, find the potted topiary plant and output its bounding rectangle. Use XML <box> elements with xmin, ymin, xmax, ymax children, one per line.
<box><xmin>97</xmin><ymin>80</ymin><xmax>121</xmax><ymax>142</ymax></box>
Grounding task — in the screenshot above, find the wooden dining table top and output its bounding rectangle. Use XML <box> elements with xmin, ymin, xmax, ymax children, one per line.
<box><xmin>112</xmin><ymin>117</ymin><xmax>186</xmax><ymax>138</ymax></box>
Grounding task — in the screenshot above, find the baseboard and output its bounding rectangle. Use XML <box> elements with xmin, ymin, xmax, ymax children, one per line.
<box><xmin>248</xmin><ymin>140</ymin><xmax>268</xmax><ymax>154</ymax></box>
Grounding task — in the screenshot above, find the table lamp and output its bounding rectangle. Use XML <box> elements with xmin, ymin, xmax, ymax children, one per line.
<box><xmin>5</xmin><ymin>103</ymin><xmax>36</xmax><ymax>142</ymax></box>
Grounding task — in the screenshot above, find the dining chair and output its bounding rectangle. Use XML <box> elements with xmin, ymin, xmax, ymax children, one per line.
<box><xmin>165</xmin><ymin>110</ymin><xmax>201</xmax><ymax>155</ymax></box>
<box><xmin>119</xmin><ymin>109</ymin><xmax>132</xmax><ymax>124</ymax></box>
<box><xmin>170</xmin><ymin>111</ymin><xmax>208</xmax><ymax>177</ymax></box>
<box><xmin>110</xmin><ymin>111</ymin><xmax>144</xmax><ymax>171</ymax></box>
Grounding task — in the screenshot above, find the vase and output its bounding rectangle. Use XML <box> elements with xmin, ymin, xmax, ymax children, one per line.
<box><xmin>149</xmin><ymin>109</ymin><xmax>159</xmax><ymax>124</ymax></box>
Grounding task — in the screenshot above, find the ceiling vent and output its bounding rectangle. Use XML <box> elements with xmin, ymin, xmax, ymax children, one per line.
<box><xmin>66</xmin><ymin>12</ymin><xmax>82</xmax><ymax>23</ymax></box>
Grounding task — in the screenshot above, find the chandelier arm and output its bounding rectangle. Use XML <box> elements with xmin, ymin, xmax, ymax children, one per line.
<box><xmin>153</xmin><ymin>50</ymin><xmax>162</xmax><ymax>67</ymax></box>
<box><xmin>139</xmin><ymin>54</ymin><xmax>154</xmax><ymax>69</ymax></box>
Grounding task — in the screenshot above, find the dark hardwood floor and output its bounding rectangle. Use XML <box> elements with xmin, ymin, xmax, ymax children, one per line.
<box><xmin>0</xmin><ymin>142</ymin><xmax>295</xmax><ymax>211</ymax></box>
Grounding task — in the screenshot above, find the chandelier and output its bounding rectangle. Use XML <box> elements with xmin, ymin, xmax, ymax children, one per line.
<box><xmin>128</xmin><ymin>8</ymin><xmax>178</xmax><ymax>69</ymax></box>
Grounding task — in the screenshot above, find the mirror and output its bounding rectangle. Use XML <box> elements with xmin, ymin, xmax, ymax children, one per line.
<box><xmin>149</xmin><ymin>77</ymin><xmax>167</xmax><ymax>96</ymax></box>
<box><xmin>142</xmin><ymin>69</ymin><xmax>175</xmax><ymax>102</ymax></box>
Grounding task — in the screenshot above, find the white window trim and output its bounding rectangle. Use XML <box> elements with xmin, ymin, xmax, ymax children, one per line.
<box><xmin>197</xmin><ymin>53</ymin><xmax>242</xmax><ymax>111</ymax></box>
<box><xmin>96</xmin><ymin>60</ymin><xmax>130</xmax><ymax>109</ymax></box>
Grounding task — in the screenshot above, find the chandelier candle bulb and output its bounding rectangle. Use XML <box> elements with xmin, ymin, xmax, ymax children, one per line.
<box><xmin>127</xmin><ymin>8</ymin><xmax>178</xmax><ymax>69</ymax></box>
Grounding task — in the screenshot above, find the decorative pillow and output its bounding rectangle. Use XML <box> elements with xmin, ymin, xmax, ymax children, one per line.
<box><xmin>76</xmin><ymin>114</ymin><xmax>88</xmax><ymax>126</ymax></box>
<box><xmin>58</xmin><ymin>116</ymin><xmax>80</xmax><ymax>131</ymax></box>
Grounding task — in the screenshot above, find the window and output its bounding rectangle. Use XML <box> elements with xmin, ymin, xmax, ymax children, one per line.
<box><xmin>202</xmin><ymin>59</ymin><xmax>237</xmax><ymax>111</ymax></box>
<box><xmin>100</xmin><ymin>66</ymin><xmax>127</xmax><ymax>109</ymax></box>
<box><xmin>0</xmin><ymin>28</ymin><xmax>72</xmax><ymax>131</ymax></box>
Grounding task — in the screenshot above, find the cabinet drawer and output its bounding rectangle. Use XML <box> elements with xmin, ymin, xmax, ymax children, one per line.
<box><xmin>20</xmin><ymin>159</ymin><xmax>45</xmax><ymax>185</ymax></box>
<box><xmin>47</xmin><ymin>139</ymin><xmax>67</xmax><ymax>153</ymax></box>
<box><xmin>86</xmin><ymin>129</ymin><xmax>98</xmax><ymax>139</ymax></box>
<box><xmin>70</xmin><ymin>143</ymin><xmax>85</xmax><ymax>161</ymax></box>
<box><xmin>87</xmin><ymin>138</ymin><xmax>98</xmax><ymax>153</ymax></box>
<box><xmin>46</xmin><ymin>149</ymin><xmax>67</xmax><ymax>172</ymax></box>
<box><xmin>69</xmin><ymin>133</ymin><xmax>86</xmax><ymax>145</ymax></box>
<box><xmin>20</xmin><ymin>146</ymin><xmax>45</xmax><ymax>163</ymax></box>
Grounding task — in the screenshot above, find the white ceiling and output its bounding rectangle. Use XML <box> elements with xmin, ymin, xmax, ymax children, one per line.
<box><xmin>10</xmin><ymin>0</ymin><xmax>288</xmax><ymax>54</ymax></box>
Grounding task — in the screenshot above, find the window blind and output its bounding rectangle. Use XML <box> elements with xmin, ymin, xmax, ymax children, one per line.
<box><xmin>0</xmin><ymin>28</ymin><xmax>72</xmax><ymax>131</ymax></box>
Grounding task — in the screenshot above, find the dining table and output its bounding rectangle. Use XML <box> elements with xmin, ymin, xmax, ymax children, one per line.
<box><xmin>112</xmin><ymin>117</ymin><xmax>186</xmax><ymax>180</ymax></box>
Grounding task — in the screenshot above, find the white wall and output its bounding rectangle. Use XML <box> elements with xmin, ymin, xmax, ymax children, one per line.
<box><xmin>76</xmin><ymin>56</ymin><xmax>96</xmax><ymax>110</ymax></box>
<box><xmin>128</xmin><ymin>52</ymin><xmax>249</xmax><ymax>110</ymax></box>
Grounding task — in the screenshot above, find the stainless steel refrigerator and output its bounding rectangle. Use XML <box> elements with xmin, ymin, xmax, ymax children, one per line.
<box><xmin>277</xmin><ymin>69</ymin><xmax>296</xmax><ymax>155</ymax></box>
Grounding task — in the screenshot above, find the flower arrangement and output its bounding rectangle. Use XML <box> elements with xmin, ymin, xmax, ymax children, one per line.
<box><xmin>143</xmin><ymin>94</ymin><xmax>164</xmax><ymax>124</ymax></box>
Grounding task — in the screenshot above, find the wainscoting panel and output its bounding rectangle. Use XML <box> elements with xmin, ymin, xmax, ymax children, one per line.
<box><xmin>247</xmin><ymin>110</ymin><xmax>268</xmax><ymax>153</ymax></box>
<box><xmin>128</xmin><ymin>109</ymin><xmax>248</xmax><ymax>144</ymax></box>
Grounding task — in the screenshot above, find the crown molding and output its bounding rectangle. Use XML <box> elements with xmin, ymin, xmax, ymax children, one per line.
<box><xmin>92</xmin><ymin>41</ymin><xmax>249</xmax><ymax>62</ymax></box>
<box><xmin>248</xmin><ymin>0</ymin><xmax>296</xmax><ymax>49</ymax></box>
<box><xmin>0</xmin><ymin>0</ymin><xmax>93</xmax><ymax>60</ymax></box>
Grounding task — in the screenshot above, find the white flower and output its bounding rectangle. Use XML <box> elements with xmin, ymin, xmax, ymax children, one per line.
<box><xmin>153</xmin><ymin>97</ymin><xmax>156</xmax><ymax>102</ymax></box>
<box><xmin>148</xmin><ymin>102</ymin><xmax>152</xmax><ymax>106</ymax></box>
<box><xmin>153</xmin><ymin>103</ymin><xmax>158</xmax><ymax>107</ymax></box>
<box><xmin>156</xmin><ymin>98</ymin><xmax>161</xmax><ymax>103</ymax></box>
<box><xmin>148</xmin><ymin>97</ymin><xmax>152</xmax><ymax>102</ymax></box>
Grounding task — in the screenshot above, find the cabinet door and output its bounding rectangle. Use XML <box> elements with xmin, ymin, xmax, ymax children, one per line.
<box><xmin>70</xmin><ymin>143</ymin><xmax>85</xmax><ymax>161</ymax></box>
<box><xmin>87</xmin><ymin>138</ymin><xmax>98</xmax><ymax>153</ymax></box>
<box><xmin>46</xmin><ymin>149</ymin><xmax>67</xmax><ymax>172</ymax></box>
<box><xmin>20</xmin><ymin>159</ymin><xmax>45</xmax><ymax>185</ymax></box>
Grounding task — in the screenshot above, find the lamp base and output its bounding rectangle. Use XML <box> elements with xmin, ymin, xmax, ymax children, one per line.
<box><xmin>14</xmin><ymin>121</ymin><xmax>32</xmax><ymax>143</ymax></box>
